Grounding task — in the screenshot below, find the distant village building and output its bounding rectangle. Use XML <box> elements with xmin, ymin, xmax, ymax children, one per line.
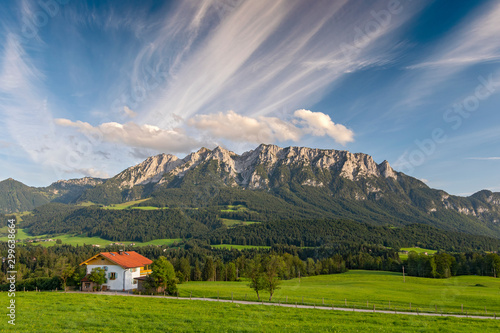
<box><xmin>79</xmin><ymin>250</ymin><xmax>152</xmax><ymax>291</ymax></box>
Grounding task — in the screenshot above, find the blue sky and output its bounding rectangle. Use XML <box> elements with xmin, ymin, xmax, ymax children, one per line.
<box><xmin>0</xmin><ymin>0</ymin><xmax>499</xmax><ymax>196</ymax></box>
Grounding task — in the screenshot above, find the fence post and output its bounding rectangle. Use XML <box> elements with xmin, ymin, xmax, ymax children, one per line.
<box><xmin>410</xmin><ymin>302</ymin><xmax>411</xmax><ymax>311</ymax></box>
<box><xmin>286</xmin><ymin>296</ymin><xmax>288</xmax><ymax>303</ymax></box>
<box><xmin>435</xmin><ymin>304</ymin><xmax>437</xmax><ymax>313</ymax></box>
<box><xmin>231</xmin><ymin>292</ymin><xmax>233</xmax><ymax>303</ymax></box>
<box><xmin>302</xmin><ymin>296</ymin><xmax>304</xmax><ymax>304</ymax></box>
<box><xmin>345</xmin><ymin>298</ymin><xmax>347</xmax><ymax>306</ymax></box>
<box><xmin>388</xmin><ymin>300</ymin><xmax>390</xmax><ymax>309</ymax></box>
<box><xmin>190</xmin><ymin>291</ymin><xmax>192</xmax><ymax>300</ymax></box>
<box><xmin>373</xmin><ymin>304</ymin><xmax>375</xmax><ymax>312</ymax></box>
<box><xmin>461</xmin><ymin>304</ymin><xmax>463</xmax><ymax>313</ymax></box>
<box><xmin>485</xmin><ymin>306</ymin><xmax>487</xmax><ymax>314</ymax></box>
<box><xmin>217</xmin><ymin>291</ymin><xmax>219</xmax><ymax>301</ymax></box>
<box><xmin>366</xmin><ymin>300</ymin><xmax>368</xmax><ymax>308</ymax></box>
<box><xmin>322</xmin><ymin>298</ymin><xmax>324</xmax><ymax>306</ymax></box>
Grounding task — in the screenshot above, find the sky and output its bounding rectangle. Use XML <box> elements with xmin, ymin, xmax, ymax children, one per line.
<box><xmin>0</xmin><ymin>0</ymin><xmax>499</xmax><ymax>196</ymax></box>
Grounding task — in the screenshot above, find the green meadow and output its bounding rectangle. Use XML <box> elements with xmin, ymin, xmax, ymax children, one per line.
<box><xmin>101</xmin><ymin>198</ymin><xmax>151</xmax><ymax>210</ymax></box>
<box><xmin>399</xmin><ymin>247</ymin><xmax>437</xmax><ymax>260</ymax></box>
<box><xmin>221</xmin><ymin>218</ymin><xmax>261</xmax><ymax>227</ymax></box>
<box><xmin>4</xmin><ymin>292</ymin><xmax>500</xmax><ymax>332</ymax></box>
<box><xmin>177</xmin><ymin>270</ymin><xmax>500</xmax><ymax>316</ymax></box>
<box><xmin>0</xmin><ymin>228</ymin><xmax>180</xmax><ymax>248</ymax></box>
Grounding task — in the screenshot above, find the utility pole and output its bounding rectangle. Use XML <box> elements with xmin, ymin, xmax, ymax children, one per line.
<box><xmin>403</xmin><ymin>266</ymin><xmax>406</xmax><ymax>283</ymax></box>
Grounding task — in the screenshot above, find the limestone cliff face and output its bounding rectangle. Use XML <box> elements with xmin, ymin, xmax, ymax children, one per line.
<box><xmin>115</xmin><ymin>154</ymin><xmax>181</xmax><ymax>188</ymax></box>
<box><xmin>113</xmin><ymin>144</ymin><xmax>400</xmax><ymax>190</ymax></box>
<box><xmin>52</xmin><ymin>177</ymin><xmax>105</xmax><ymax>188</ymax></box>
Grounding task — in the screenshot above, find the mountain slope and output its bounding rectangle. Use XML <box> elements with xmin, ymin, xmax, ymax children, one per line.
<box><xmin>0</xmin><ymin>179</ymin><xmax>50</xmax><ymax>213</ymax></box>
<box><xmin>2</xmin><ymin>144</ymin><xmax>500</xmax><ymax>239</ymax></box>
<box><xmin>70</xmin><ymin>144</ymin><xmax>500</xmax><ymax>238</ymax></box>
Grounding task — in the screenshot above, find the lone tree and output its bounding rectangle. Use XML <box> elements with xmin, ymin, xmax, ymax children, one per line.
<box><xmin>149</xmin><ymin>256</ymin><xmax>177</xmax><ymax>294</ymax></box>
<box><xmin>263</xmin><ymin>255</ymin><xmax>285</xmax><ymax>301</ymax></box>
<box><xmin>88</xmin><ymin>267</ymin><xmax>107</xmax><ymax>291</ymax></box>
<box><xmin>55</xmin><ymin>258</ymin><xmax>75</xmax><ymax>292</ymax></box>
<box><xmin>246</xmin><ymin>255</ymin><xmax>265</xmax><ymax>301</ymax></box>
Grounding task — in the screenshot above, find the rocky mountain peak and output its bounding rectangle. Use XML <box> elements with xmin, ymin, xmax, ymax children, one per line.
<box><xmin>113</xmin><ymin>144</ymin><xmax>406</xmax><ymax>190</ymax></box>
<box><xmin>116</xmin><ymin>153</ymin><xmax>181</xmax><ymax>188</ymax></box>
<box><xmin>378</xmin><ymin>160</ymin><xmax>397</xmax><ymax>179</ymax></box>
<box><xmin>52</xmin><ymin>177</ymin><xmax>105</xmax><ymax>187</ymax></box>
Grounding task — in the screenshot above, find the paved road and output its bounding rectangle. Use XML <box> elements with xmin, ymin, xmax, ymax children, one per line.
<box><xmin>69</xmin><ymin>291</ymin><xmax>500</xmax><ymax>320</ymax></box>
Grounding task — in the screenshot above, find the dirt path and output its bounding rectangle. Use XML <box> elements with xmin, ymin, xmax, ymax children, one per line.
<box><xmin>67</xmin><ymin>291</ymin><xmax>500</xmax><ymax>320</ymax></box>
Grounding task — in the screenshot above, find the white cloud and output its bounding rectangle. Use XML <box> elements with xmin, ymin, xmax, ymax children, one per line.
<box><xmin>123</xmin><ymin>106</ymin><xmax>137</xmax><ymax>118</ymax></box>
<box><xmin>189</xmin><ymin>109</ymin><xmax>353</xmax><ymax>145</ymax></box>
<box><xmin>294</xmin><ymin>109</ymin><xmax>354</xmax><ymax>145</ymax></box>
<box><xmin>55</xmin><ymin>119</ymin><xmax>200</xmax><ymax>153</ymax></box>
<box><xmin>188</xmin><ymin>110</ymin><xmax>302</xmax><ymax>144</ymax></box>
<box><xmin>466</xmin><ymin>157</ymin><xmax>500</xmax><ymax>161</ymax></box>
<box><xmin>70</xmin><ymin>168</ymin><xmax>110</xmax><ymax>179</ymax></box>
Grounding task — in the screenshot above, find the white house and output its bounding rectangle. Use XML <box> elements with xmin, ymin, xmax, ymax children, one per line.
<box><xmin>80</xmin><ymin>250</ymin><xmax>152</xmax><ymax>291</ymax></box>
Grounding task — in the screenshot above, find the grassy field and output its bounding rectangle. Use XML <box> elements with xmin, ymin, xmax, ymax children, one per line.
<box><xmin>220</xmin><ymin>204</ymin><xmax>249</xmax><ymax>212</ymax></box>
<box><xmin>0</xmin><ymin>228</ymin><xmax>181</xmax><ymax>247</ymax></box>
<box><xmin>101</xmin><ymin>198</ymin><xmax>151</xmax><ymax>210</ymax></box>
<box><xmin>4</xmin><ymin>292</ymin><xmax>500</xmax><ymax>332</ymax></box>
<box><xmin>399</xmin><ymin>247</ymin><xmax>438</xmax><ymax>260</ymax></box>
<box><xmin>221</xmin><ymin>218</ymin><xmax>261</xmax><ymax>227</ymax></box>
<box><xmin>177</xmin><ymin>270</ymin><xmax>500</xmax><ymax>316</ymax></box>
<box><xmin>211</xmin><ymin>244</ymin><xmax>271</xmax><ymax>250</ymax></box>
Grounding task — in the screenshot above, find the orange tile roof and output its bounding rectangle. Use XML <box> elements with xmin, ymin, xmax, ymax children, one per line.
<box><xmin>82</xmin><ymin>251</ymin><xmax>153</xmax><ymax>269</ymax></box>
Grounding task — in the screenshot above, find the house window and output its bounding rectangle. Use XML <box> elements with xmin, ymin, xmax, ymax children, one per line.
<box><xmin>130</xmin><ymin>268</ymin><xmax>136</xmax><ymax>273</ymax></box>
<box><xmin>109</xmin><ymin>272</ymin><xmax>117</xmax><ymax>280</ymax></box>
<box><xmin>133</xmin><ymin>279</ymin><xmax>137</xmax><ymax>284</ymax></box>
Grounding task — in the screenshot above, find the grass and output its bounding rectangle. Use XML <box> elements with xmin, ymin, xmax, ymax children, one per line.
<box><xmin>101</xmin><ymin>198</ymin><xmax>151</xmax><ymax>210</ymax></box>
<box><xmin>221</xmin><ymin>218</ymin><xmax>261</xmax><ymax>227</ymax></box>
<box><xmin>0</xmin><ymin>228</ymin><xmax>46</xmax><ymax>241</ymax></box>
<box><xmin>399</xmin><ymin>247</ymin><xmax>438</xmax><ymax>260</ymax></box>
<box><xmin>177</xmin><ymin>270</ymin><xmax>500</xmax><ymax>316</ymax></box>
<box><xmin>0</xmin><ymin>228</ymin><xmax>181</xmax><ymax>247</ymax></box>
<box><xmin>130</xmin><ymin>206</ymin><xmax>167</xmax><ymax>211</ymax></box>
<box><xmin>211</xmin><ymin>244</ymin><xmax>271</xmax><ymax>250</ymax></box>
<box><xmin>220</xmin><ymin>204</ymin><xmax>249</xmax><ymax>212</ymax></box>
<box><xmin>5</xmin><ymin>292</ymin><xmax>500</xmax><ymax>332</ymax></box>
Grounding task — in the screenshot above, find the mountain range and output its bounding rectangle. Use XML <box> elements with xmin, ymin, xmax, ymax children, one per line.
<box><xmin>2</xmin><ymin>144</ymin><xmax>500</xmax><ymax>239</ymax></box>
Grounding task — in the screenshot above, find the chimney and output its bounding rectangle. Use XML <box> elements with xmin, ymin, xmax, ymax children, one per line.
<box><xmin>118</xmin><ymin>249</ymin><xmax>124</xmax><ymax>255</ymax></box>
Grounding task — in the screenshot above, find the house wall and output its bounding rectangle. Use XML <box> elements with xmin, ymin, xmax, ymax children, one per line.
<box><xmin>86</xmin><ymin>264</ymin><xmax>142</xmax><ymax>290</ymax></box>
